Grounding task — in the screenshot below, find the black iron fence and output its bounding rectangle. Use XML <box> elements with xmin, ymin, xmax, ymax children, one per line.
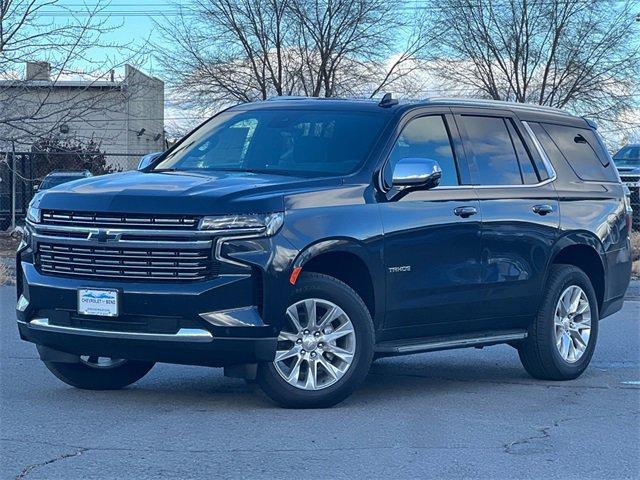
<box><xmin>1</xmin><ymin>151</ymin><xmax>639</xmax><ymax>232</ymax></box>
<box><xmin>0</xmin><ymin>151</ymin><xmax>142</xmax><ymax>230</ymax></box>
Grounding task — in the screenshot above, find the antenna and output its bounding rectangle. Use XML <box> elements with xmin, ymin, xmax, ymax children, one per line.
<box><xmin>378</xmin><ymin>93</ymin><xmax>398</xmax><ymax>108</ymax></box>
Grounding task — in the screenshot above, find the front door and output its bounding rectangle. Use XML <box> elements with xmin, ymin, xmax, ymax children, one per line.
<box><xmin>380</xmin><ymin>112</ymin><xmax>484</xmax><ymax>337</ymax></box>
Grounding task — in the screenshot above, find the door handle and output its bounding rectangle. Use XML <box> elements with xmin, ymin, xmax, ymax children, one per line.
<box><xmin>532</xmin><ymin>204</ymin><xmax>554</xmax><ymax>216</ymax></box>
<box><xmin>454</xmin><ymin>206</ymin><xmax>478</xmax><ymax>218</ymax></box>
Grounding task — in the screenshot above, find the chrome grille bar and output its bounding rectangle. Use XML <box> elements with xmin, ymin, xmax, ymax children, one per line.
<box><xmin>42</xmin><ymin>210</ymin><xmax>199</xmax><ymax>229</ymax></box>
<box><xmin>36</xmin><ymin>242</ymin><xmax>219</xmax><ymax>281</ymax></box>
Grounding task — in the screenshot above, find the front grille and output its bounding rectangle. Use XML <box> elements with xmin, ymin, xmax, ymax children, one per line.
<box><xmin>620</xmin><ymin>175</ymin><xmax>640</xmax><ymax>184</ymax></box>
<box><xmin>41</xmin><ymin>210</ymin><xmax>200</xmax><ymax>229</ymax></box>
<box><xmin>37</xmin><ymin>242</ymin><xmax>220</xmax><ymax>281</ymax></box>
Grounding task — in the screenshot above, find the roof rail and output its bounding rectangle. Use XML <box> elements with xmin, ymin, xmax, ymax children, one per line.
<box><xmin>425</xmin><ymin>97</ymin><xmax>571</xmax><ymax>116</ymax></box>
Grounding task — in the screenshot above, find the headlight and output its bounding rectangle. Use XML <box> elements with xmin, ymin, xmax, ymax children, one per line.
<box><xmin>199</xmin><ymin>212</ymin><xmax>284</xmax><ymax>236</ymax></box>
<box><xmin>26</xmin><ymin>205</ymin><xmax>41</xmax><ymax>223</ymax></box>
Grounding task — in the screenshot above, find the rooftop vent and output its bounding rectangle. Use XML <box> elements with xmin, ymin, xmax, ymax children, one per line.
<box><xmin>26</xmin><ymin>61</ymin><xmax>51</xmax><ymax>81</ymax></box>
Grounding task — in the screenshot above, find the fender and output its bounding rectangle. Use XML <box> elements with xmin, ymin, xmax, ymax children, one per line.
<box><xmin>548</xmin><ymin>231</ymin><xmax>606</xmax><ymax>269</ymax></box>
<box><xmin>289</xmin><ymin>237</ymin><xmax>386</xmax><ymax>328</ymax></box>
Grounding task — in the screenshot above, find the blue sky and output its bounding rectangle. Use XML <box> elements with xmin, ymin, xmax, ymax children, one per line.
<box><xmin>46</xmin><ymin>0</ymin><xmax>177</xmax><ymax>75</ymax></box>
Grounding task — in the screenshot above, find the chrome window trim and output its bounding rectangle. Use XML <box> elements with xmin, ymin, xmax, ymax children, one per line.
<box><xmin>521</xmin><ymin>121</ymin><xmax>558</xmax><ymax>181</ymax></box>
<box><xmin>377</xmin><ymin>118</ymin><xmax>558</xmax><ymax>192</ymax></box>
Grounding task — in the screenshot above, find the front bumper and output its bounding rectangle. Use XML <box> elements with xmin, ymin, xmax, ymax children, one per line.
<box><xmin>16</xmin><ymin>262</ymin><xmax>278</xmax><ymax>367</ymax></box>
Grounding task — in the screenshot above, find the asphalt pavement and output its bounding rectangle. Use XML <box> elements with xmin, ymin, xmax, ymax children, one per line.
<box><xmin>1</xmin><ymin>284</ymin><xmax>638</xmax><ymax>479</ymax></box>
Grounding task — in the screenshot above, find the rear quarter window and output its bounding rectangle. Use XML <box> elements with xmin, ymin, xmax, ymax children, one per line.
<box><xmin>541</xmin><ymin>123</ymin><xmax>618</xmax><ymax>182</ymax></box>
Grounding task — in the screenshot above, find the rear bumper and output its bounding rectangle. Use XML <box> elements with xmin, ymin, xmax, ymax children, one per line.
<box><xmin>16</xmin><ymin>261</ymin><xmax>278</xmax><ymax>367</ymax></box>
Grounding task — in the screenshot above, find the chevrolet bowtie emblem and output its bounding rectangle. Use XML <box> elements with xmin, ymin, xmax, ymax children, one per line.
<box><xmin>88</xmin><ymin>230</ymin><xmax>119</xmax><ymax>243</ymax></box>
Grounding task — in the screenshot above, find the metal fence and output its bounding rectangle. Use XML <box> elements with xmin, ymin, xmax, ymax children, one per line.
<box><xmin>0</xmin><ymin>151</ymin><xmax>141</xmax><ymax>230</ymax></box>
<box><xmin>1</xmin><ymin>151</ymin><xmax>639</xmax><ymax>232</ymax></box>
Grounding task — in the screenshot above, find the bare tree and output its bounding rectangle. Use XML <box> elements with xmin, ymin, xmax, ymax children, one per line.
<box><xmin>427</xmin><ymin>0</ymin><xmax>640</xmax><ymax>123</ymax></box>
<box><xmin>0</xmin><ymin>0</ymin><xmax>146</xmax><ymax>147</ymax></box>
<box><xmin>154</xmin><ymin>0</ymin><xmax>432</xmax><ymax>109</ymax></box>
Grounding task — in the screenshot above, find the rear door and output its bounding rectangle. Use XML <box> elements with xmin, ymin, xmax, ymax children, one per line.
<box><xmin>453</xmin><ymin>108</ymin><xmax>560</xmax><ymax>325</ymax></box>
<box><xmin>380</xmin><ymin>109</ymin><xmax>484</xmax><ymax>337</ymax></box>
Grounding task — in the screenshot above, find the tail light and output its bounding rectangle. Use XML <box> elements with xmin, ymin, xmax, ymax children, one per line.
<box><xmin>623</xmin><ymin>187</ymin><xmax>633</xmax><ymax>234</ymax></box>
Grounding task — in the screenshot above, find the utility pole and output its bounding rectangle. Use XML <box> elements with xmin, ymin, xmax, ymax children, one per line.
<box><xmin>10</xmin><ymin>140</ymin><xmax>16</xmax><ymax>231</ymax></box>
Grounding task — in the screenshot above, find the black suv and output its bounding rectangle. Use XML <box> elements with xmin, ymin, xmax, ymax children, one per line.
<box><xmin>17</xmin><ymin>97</ymin><xmax>632</xmax><ymax>408</ymax></box>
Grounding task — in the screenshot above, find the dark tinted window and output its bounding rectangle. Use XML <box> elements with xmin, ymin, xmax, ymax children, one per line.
<box><xmin>459</xmin><ymin>115</ymin><xmax>523</xmax><ymax>185</ymax></box>
<box><xmin>506</xmin><ymin>121</ymin><xmax>539</xmax><ymax>184</ymax></box>
<box><xmin>40</xmin><ymin>175</ymin><xmax>86</xmax><ymax>190</ymax></box>
<box><xmin>613</xmin><ymin>146</ymin><xmax>640</xmax><ymax>168</ymax></box>
<box><xmin>542</xmin><ymin>123</ymin><xmax>618</xmax><ymax>182</ymax></box>
<box><xmin>154</xmin><ymin>109</ymin><xmax>388</xmax><ymax>177</ymax></box>
<box><xmin>388</xmin><ymin>115</ymin><xmax>459</xmax><ymax>186</ymax></box>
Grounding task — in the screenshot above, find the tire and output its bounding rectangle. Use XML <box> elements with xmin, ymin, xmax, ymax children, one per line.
<box><xmin>43</xmin><ymin>357</ymin><xmax>155</xmax><ymax>390</ymax></box>
<box><xmin>257</xmin><ymin>272</ymin><xmax>374</xmax><ymax>408</ymax></box>
<box><xmin>518</xmin><ymin>264</ymin><xmax>599</xmax><ymax>381</ymax></box>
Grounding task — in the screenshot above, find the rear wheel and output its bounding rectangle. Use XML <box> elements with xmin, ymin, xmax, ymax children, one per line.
<box><xmin>258</xmin><ymin>273</ymin><xmax>374</xmax><ymax>408</ymax></box>
<box><xmin>518</xmin><ymin>264</ymin><xmax>599</xmax><ymax>380</ymax></box>
<box><xmin>43</xmin><ymin>356</ymin><xmax>155</xmax><ymax>390</ymax></box>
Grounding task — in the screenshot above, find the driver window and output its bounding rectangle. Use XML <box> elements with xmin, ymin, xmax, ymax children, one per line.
<box><xmin>388</xmin><ymin>115</ymin><xmax>459</xmax><ymax>186</ymax></box>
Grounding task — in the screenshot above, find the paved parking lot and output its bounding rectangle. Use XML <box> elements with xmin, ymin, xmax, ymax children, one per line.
<box><xmin>1</xmin><ymin>284</ymin><xmax>638</xmax><ymax>479</ymax></box>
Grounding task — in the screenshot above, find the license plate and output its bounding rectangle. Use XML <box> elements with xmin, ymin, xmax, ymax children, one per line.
<box><xmin>78</xmin><ymin>289</ymin><xmax>119</xmax><ymax>317</ymax></box>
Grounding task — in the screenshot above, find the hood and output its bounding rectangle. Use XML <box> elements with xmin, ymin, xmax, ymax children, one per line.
<box><xmin>34</xmin><ymin>170</ymin><xmax>342</xmax><ymax>215</ymax></box>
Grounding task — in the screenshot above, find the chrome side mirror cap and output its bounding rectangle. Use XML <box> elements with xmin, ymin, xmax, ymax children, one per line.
<box><xmin>138</xmin><ymin>152</ymin><xmax>163</xmax><ymax>171</ymax></box>
<box><xmin>392</xmin><ymin>157</ymin><xmax>442</xmax><ymax>190</ymax></box>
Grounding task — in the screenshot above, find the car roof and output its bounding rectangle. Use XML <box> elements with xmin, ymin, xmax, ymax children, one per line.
<box><xmin>230</xmin><ymin>96</ymin><xmax>587</xmax><ymax>127</ymax></box>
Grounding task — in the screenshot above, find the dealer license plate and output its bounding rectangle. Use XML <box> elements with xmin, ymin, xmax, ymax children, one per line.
<box><xmin>77</xmin><ymin>289</ymin><xmax>119</xmax><ymax>317</ymax></box>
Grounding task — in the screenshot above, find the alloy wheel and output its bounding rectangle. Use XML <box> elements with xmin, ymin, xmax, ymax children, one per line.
<box><xmin>79</xmin><ymin>356</ymin><xmax>127</xmax><ymax>369</ymax></box>
<box><xmin>274</xmin><ymin>298</ymin><xmax>356</xmax><ymax>390</ymax></box>
<box><xmin>554</xmin><ymin>285</ymin><xmax>592</xmax><ymax>363</ymax></box>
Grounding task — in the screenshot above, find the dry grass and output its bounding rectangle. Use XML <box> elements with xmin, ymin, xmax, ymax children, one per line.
<box><xmin>0</xmin><ymin>262</ymin><xmax>14</xmax><ymax>286</ymax></box>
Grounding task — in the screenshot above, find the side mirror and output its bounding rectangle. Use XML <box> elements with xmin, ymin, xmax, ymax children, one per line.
<box><xmin>33</xmin><ymin>184</ymin><xmax>39</xmax><ymax>191</ymax></box>
<box><xmin>138</xmin><ymin>152</ymin><xmax>163</xmax><ymax>170</ymax></box>
<box><xmin>392</xmin><ymin>157</ymin><xmax>442</xmax><ymax>190</ymax></box>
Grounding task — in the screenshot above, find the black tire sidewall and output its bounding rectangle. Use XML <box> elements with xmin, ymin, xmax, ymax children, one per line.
<box><xmin>258</xmin><ymin>273</ymin><xmax>374</xmax><ymax>408</ymax></box>
<box><xmin>540</xmin><ymin>266</ymin><xmax>599</xmax><ymax>377</ymax></box>
<box><xmin>43</xmin><ymin>359</ymin><xmax>155</xmax><ymax>390</ymax></box>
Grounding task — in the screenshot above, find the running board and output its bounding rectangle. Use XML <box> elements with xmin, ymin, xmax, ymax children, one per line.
<box><xmin>375</xmin><ymin>330</ymin><xmax>528</xmax><ymax>355</ymax></box>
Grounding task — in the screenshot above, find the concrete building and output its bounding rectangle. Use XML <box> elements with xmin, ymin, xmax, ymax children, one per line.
<box><xmin>0</xmin><ymin>62</ymin><xmax>164</xmax><ymax>169</ymax></box>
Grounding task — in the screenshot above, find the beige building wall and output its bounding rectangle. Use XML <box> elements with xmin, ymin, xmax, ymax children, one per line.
<box><xmin>0</xmin><ymin>64</ymin><xmax>165</xmax><ymax>170</ymax></box>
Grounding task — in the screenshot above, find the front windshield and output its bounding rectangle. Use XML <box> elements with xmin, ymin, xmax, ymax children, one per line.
<box><xmin>613</xmin><ymin>146</ymin><xmax>640</xmax><ymax>167</ymax></box>
<box><xmin>41</xmin><ymin>175</ymin><xmax>83</xmax><ymax>189</ymax></box>
<box><xmin>154</xmin><ymin>108</ymin><xmax>388</xmax><ymax>176</ymax></box>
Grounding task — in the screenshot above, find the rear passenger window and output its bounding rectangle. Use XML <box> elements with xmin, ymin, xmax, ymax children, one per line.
<box><xmin>542</xmin><ymin>123</ymin><xmax>618</xmax><ymax>182</ymax></box>
<box><xmin>388</xmin><ymin>115</ymin><xmax>459</xmax><ymax>186</ymax></box>
<box><xmin>458</xmin><ymin>116</ymin><xmax>523</xmax><ymax>185</ymax></box>
<box><xmin>506</xmin><ymin>121</ymin><xmax>539</xmax><ymax>184</ymax></box>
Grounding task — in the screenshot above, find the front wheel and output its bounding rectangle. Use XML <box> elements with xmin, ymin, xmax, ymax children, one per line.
<box><xmin>518</xmin><ymin>264</ymin><xmax>599</xmax><ymax>380</ymax></box>
<box><xmin>44</xmin><ymin>356</ymin><xmax>155</xmax><ymax>390</ymax></box>
<box><xmin>258</xmin><ymin>273</ymin><xmax>374</xmax><ymax>408</ymax></box>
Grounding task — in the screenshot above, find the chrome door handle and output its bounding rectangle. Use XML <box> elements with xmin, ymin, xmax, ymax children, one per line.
<box><xmin>454</xmin><ymin>206</ymin><xmax>478</xmax><ymax>218</ymax></box>
<box><xmin>532</xmin><ymin>204</ymin><xmax>554</xmax><ymax>216</ymax></box>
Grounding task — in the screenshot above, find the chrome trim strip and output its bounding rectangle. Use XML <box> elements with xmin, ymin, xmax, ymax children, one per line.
<box><xmin>32</xmin><ymin>232</ymin><xmax>212</xmax><ymax>250</ymax></box>
<box><xmin>521</xmin><ymin>121</ymin><xmax>558</xmax><ymax>182</ymax></box>
<box><xmin>28</xmin><ymin>220</ymin><xmax>266</xmax><ymax>238</ymax></box>
<box><xmin>26</xmin><ymin>318</ymin><xmax>214</xmax><ymax>343</ymax></box>
<box><xmin>376</xmin><ymin>331</ymin><xmax>527</xmax><ymax>354</ymax></box>
<box><xmin>200</xmin><ymin>306</ymin><xmax>265</xmax><ymax>327</ymax></box>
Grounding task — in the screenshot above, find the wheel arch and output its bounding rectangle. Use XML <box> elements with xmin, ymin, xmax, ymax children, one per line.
<box><xmin>292</xmin><ymin>239</ymin><xmax>384</xmax><ymax>329</ymax></box>
<box><xmin>549</xmin><ymin>233</ymin><xmax>606</xmax><ymax>312</ymax></box>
